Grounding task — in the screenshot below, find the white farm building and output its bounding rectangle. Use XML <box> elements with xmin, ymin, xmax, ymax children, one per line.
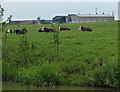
<box><xmin>52</xmin><ymin>13</ymin><xmax>115</xmax><ymax>23</ymax></box>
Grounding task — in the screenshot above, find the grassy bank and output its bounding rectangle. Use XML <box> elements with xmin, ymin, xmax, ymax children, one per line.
<box><xmin>2</xmin><ymin>21</ymin><xmax>119</xmax><ymax>88</ymax></box>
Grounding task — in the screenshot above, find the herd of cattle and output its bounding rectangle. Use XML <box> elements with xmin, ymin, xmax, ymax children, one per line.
<box><xmin>6</xmin><ymin>26</ymin><xmax>92</xmax><ymax>34</ymax></box>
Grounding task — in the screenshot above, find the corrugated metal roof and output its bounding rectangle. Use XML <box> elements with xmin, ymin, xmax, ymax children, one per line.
<box><xmin>78</xmin><ymin>14</ymin><xmax>114</xmax><ymax>17</ymax></box>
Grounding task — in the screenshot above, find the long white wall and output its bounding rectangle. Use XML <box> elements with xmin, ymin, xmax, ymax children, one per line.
<box><xmin>71</xmin><ymin>19</ymin><xmax>114</xmax><ymax>23</ymax></box>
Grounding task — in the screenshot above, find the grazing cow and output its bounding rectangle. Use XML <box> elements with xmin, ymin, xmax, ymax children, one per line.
<box><xmin>14</xmin><ymin>28</ymin><xmax>27</xmax><ymax>34</ymax></box>
<box><xmin>59</xmin><ymin>27</ymin><xmax>71</xmax><ymax>31</ymax></box>
<box><xmin>6</xmin><ymin>29</ymin><xmax>12</xmax><ymax>33</ymax></box>
<box><xmin>78</xmin><ymin>26</ymin><xmax>92</xmax><ymax>32</ymax></box>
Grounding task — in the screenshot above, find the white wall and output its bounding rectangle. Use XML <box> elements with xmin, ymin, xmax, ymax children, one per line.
<box><xmin>71</xmin><ymin>19</ymin><xmax>114</xmax><ymax>23</ymax></box>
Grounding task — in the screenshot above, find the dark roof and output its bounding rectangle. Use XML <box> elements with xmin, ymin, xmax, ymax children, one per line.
<box><xmin>53</xmin><ymin>16</ymin><xmax>68</xmax><ymax>18</ymax></box>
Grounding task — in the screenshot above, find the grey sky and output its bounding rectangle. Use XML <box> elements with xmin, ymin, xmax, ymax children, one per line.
<box><xmin>2</xmin><ymin>2</ymin><xmax>118</xmax><ymax>20</ymax></box>
<box><xmin>2</xmin><ymin>0</ymin><xmax>120</xmax><ymax>2</ymax></box>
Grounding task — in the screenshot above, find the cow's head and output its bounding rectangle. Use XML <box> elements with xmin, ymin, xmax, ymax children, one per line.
<box><xmin>59</xmin><ymin>26</ymin><xmax>61</xmax><ymax>30</ymax></box>
<box><xmin>41</xmin><ymin>26</ymin><xmax>45</xmax><ymax>31</ymax></box>
<box><xmin>78</xmin><ymin>26</ymin><xmax>82</xmax><ymax>30</ymax></box>
<box><xmin>7</xmin><ymin>29</ymin><xmax>11</xmax><ymax>33</ymax></box>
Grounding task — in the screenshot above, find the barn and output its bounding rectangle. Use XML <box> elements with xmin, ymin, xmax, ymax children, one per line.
<box><xmin>69</xmin><ymin>14</ymin><xmax>114</xmax><ymax>23</ymax></box>
<box><xmin>9</xmin><ymin>20</ymin><xmax>37</xmax><ymax>25</ymax></box>
<box><xmin>9</xmin><ymin>19</ymin><xmax>52</xmax><ymax>25</ymax></box>
<box><xmin>52</xmin><ymin>16</ymin><xmax>71</xmax><ymax>23</ymax></box>
<box><xmin>52</xmin><ymin>13</ymin><xmax>115</xmax><ymax>23</ymax></box>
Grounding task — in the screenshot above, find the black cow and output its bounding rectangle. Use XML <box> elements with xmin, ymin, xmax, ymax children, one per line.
<box><xmin>14</xmin><ymin>28</ymin><xmax>27</xmax><ymax>34</ymax></box>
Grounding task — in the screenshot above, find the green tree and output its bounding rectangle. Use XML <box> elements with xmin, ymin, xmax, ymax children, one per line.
<box><xmin>0</xmin><ymin>5</ymin><xmax>12</xmax><ymax>61</ymax></box>
<box><xmin>0</xmin><ymin>5</ymin><xmax>12</xmax><ymax>32</ymax></box>
<box><xmin>40</xmin><ymin>19</ymin><xmax>45</xmax><ymax>24</ymax></box>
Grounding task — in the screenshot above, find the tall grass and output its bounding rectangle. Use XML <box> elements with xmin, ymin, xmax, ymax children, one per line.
<box><xmin>2</xmin><ymin>21</ymin><xmax>119</xmax><ymax>89</ymax></box>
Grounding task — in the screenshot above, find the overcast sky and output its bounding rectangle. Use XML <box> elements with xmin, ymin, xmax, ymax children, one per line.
<box><xmin>1</xmin><ymin>0</ymin><xmax>120</xmax><ymax>2</ymax></box>
<box><xmin>1</xmin><ymin>0</ymin><xmax>119</xmax><ymax>20</ymax></box>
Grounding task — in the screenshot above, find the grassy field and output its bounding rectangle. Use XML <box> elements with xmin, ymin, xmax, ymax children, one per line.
<box><xmin>2</xmin><ymin>21</ymin><xmax>119</xmax><ymax>88</ymax></box>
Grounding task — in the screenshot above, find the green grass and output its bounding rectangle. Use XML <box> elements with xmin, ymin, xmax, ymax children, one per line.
<box><xmin>2</xmin><ymin>21</ymin><xmax>119</xmax><ymax>88</ymax></box>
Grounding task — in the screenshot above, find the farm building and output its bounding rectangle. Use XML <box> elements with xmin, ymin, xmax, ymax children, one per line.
<box><xmin>8</xmin><ymin>13</ymin><xmax>115</xmax><ymax>25</ymax></box>
<box><xmin>52</xmin><ymin>13</ymin><xmax>115</xmax><ymax>23</ymax></box>
<box><xmin>40</xmin><ymin>19</ymin><xmax>52</xmax><ymax>24</ymax></box>
<box><xmin>44</xmin><ymin>20</ymin><xmax>52</xmax><ymax>24</ymax></box>
<box><xmin>37</xmin><ymin>17</ymin><xmax>52</xmax><ymax>24</ymax></box>
<box><xmin>9</xmin><ymin>19</ymin><xmax>52</xmax><ymax>25</ymax></box>
<box><xmin>9</xmin><ymin>20</ymin><xmax>37</xmax><ymax>25</ymax></box>
<box><xmin>52</xmin><ymin>16</ymin><xmax>71</xmax><ymax>23</ymax></box>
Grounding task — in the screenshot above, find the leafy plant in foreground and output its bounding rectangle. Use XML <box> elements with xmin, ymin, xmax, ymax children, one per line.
<box><xmin>51</xmin><ymin>22</ymin><xmax>61</xmax><ymax>58</ymax></box>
